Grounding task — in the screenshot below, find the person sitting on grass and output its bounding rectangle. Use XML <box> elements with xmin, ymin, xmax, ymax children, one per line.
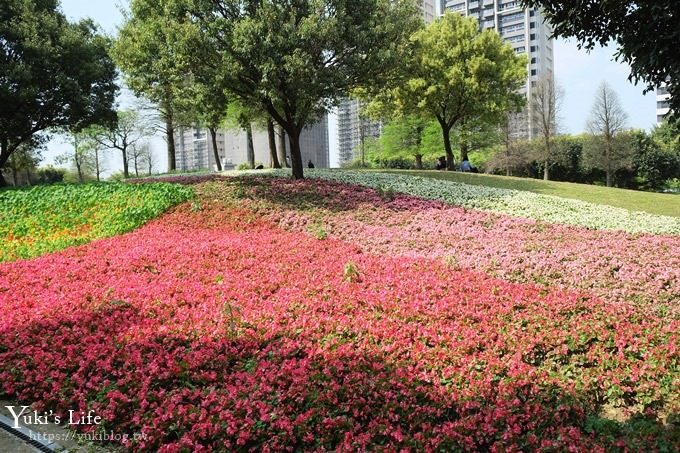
<box><xmin>460</xmin><ymin>159</ymin><xmax>478</xmax><ymax>173</ymax></box>
<box><xmin>436</xmin><ymin>156</ymin><xmax>447</xmax><ymax>170</ymax></box>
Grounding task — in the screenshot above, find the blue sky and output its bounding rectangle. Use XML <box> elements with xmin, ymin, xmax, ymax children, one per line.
<box><xmin>51</xmin><ymin>0</ymin><xmax>657</xmax><ymax>170</ymax></box>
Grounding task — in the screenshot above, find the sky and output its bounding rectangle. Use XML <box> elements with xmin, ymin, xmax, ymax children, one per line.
<box><xmin>48</xmin><ymin>0</ymin><xmax>657</xmax><ymax>171</ymax></box>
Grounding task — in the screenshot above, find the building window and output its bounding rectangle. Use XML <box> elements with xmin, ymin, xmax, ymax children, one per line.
<box><xmin>504</xmin><ymin>35</ymin><xmax>524</xmax><ymax>43</ymax></box>
<box><xmin>531</xmin><ymin>69</ymin><xmax>537</xmax><ymax>76</ymax></box>
<box><xmin>530</xmin><ymin>22</ymin><xmax>536</xmax><ymax>28</ymax></box>
<box><xmin>531</xmin><ymin>57</ymin><xmax>536</xmax><ymax>64</ymax></box>
<box><xmin>501</xmin><ymin>23</ymin><xmax>525</xmax><ymax>35</ymax></box>
<box><xmin>530</xmin><ymin>45</ymin><xmax>537</xmax><ymax>52</ymax></box>
<box><xmin>501</xmin><ymin>11</ymin><xmax>525</xmax><ymax>23</ymax></box>
<box><xmin>530</xmin><ymin>33</ymin><xmax>536</xmax><ymax>40</ymax></box>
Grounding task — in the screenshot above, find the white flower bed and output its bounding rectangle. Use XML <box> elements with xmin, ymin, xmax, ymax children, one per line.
<box><xmin>258</xmin><ymin>169</ymin><xmax>680</xmax><ymax>235</ymax></box>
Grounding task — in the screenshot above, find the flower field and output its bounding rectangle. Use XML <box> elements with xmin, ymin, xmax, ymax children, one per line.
<box><xmin>1</xmin><ymin>175</ymin><xmax>679</xmax><ymax>451</ymax></box>
<box><xmin>282</xmin><ymin>169</ymin><xmax>680</xmax><ymax>235</ymax></box>
<box><xmin>0</xmin><ymin>182</ymin><xmax>193</xmax><ymax>262</ymax></box>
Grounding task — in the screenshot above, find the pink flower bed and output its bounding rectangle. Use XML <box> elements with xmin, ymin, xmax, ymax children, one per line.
<box><xmin>1</xmin><ymin>178</ymin><xmax>679</xmax><ymax>451</ymax></box>
<box><xmin>237</xmin><ymin>177</ymin><xmax>680</xmax><ymax>309</ymax></box>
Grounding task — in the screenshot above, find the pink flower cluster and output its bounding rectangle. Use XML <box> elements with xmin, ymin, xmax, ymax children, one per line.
<box><xmin>0</xmin><ymin>177</ymin><xmax>678</xmax><ymax>451</ymax></box>
<box><xmin>243</xmin><ymin>177</ymin><xmax>680</xmax><ymax>310</ymax></box>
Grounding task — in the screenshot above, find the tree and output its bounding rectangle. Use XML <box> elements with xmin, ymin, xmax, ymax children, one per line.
<box><xmin>5</xmin><ymin>142</ymin><xmax>43</xmax><ymax>186</ymax></box>
<box><xmin>187</xmin><ymin>0</ymin><xmax>422</xmax><ymax>179</ymax></box>
<box><xmin>494</xmin><ymin>112</ymin><xmax>530</xmax><ymax>176</ymax></box>
<box><xmin>57</xmin><ymin>131</ymin><xmax>98</xmax><ymax>183</ymax></box>
<box><xmin>0</xmin><ymin>1</ymin><xmax>117</xmax><ymax>186</ymax></box>
<box><xmin>553</xmin><ymin>135</ymin><xmax>586</xmax><ymax>183</ymax></box>
<box><xmin>531</xmin><ymin>77</ymin><xmax>564</xmax><ymax>180</ymax></box>
<box><xmin>370</xmin><ymin>12</ymin><xmax>527</xmax><ymax>171</ymax></box>
<box><xmin>371</xmin><ymin>116</ymin><xmax>435</xmax><ymax>169</ymax></box>
<box><xmin>636</xmin><ymin>128</ymin><xmax>680</xmax><ymax>190</ymax></box>
<box><xmin>522</xmin><ymin>0</ymin><xmax>680</xmax><ymax>117</ymax></box>
<box><xmin>129</xmin><ymin>143</ymin><xmax>151</xmax><ymax>177</ymax></box>
<box><xmin>267</xmin><ymin>119</ymin><xmax>282</xmax><ymax>169</ymax></box>
<box><xmin>139</xmin><ymin>144</ymin><xmax>157</xmax><ymax>176</ymax></box>
<box><xmin>92</xmin><ymin>111</ymin><xmax>151</xmax><ymax>179</ymax></box>
<box><xmin>112</xmin><ymin>0</ymin><xmax>198</xmax><ymax>172</ymax></box>
<box><xmin>584</xmin><ymin>81</ymin><xmax>631</xmax><ymax>187</ymax></box>
<box><xmin>91</xmin><ymin>143</ymin><xmax>107</xmax><ymax>182</ymax></box>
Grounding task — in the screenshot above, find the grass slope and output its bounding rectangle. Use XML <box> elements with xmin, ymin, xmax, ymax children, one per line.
<box><xmin>375</xmin><ymin>169</ymin><xmax>680</xmax><ymax>218</ymax></box>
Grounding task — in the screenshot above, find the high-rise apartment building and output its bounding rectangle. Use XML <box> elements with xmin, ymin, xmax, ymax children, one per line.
<box><xmin>337</xmin><ymin>1</ymin><xmax>438</xmax><ymax>166</ymax></box>
<box><xmin>657</xmin><ymin>82</ymin><xmax>671</xmax><ymax>124</ymax></box>
<box><xmin>176</xmin><ymin>115</ymin><xmax>330</xmax><ymax>171</ymax></box>
<box><xmin>441</xmin><ymin>0</ymin><xmax>555</xmax><ymax>138</ymax></box>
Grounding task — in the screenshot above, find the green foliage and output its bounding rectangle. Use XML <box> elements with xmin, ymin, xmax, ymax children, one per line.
<box><xmin>0</xmin><ymin>182</ymin><xmax>193</xmax><ymax>262</ymax></box>
<box><xmin>186</xmin><ymin>0</ymin><xmax>422</xmax><ymax>179</ymax></box>
<box><xmin>634</xmin><ymin>130</ymin><xmax>680</xmax><ymax>190</ymax></box>
<box><xmin>0</xmin><ymin>0</ymin><xmax>117</xmax><ymax>185</ymax></box>
<box><xmin>57</xmin><ymin>128</ymin><xmax>101</xmax><ymax>183</ymax></box>
<box><xmin>376</xmin><ymin>184</ymin><xmax>396</xmax><ymax>201</ymax></box>
<box><xmin>35</xmin><ymin>166</ymin><xmax>66</xmax><ymax>184</ymax></box>
<box><xmin>343</xmin><ymin>261</ymin><xmax>362</xmax><ymax>283</ymax></box>
<box><xmin>112</xmin><ymin>0</ymin><xmax>200</xmax><ymax>172</ymax></box>
<box><xmin>523</xmin><ymin>0</ymin><xmax>680</xmax><ymax>117</ymax></box>
<box><xmin>369</xmin><ymin>12</ymin><xmax>527</xmax><ymax>166</ymax></box>
<box><xmin>365</xmin><ymin>116</ymin><xmax>442</xmax><ymax>168</ymax></box>
<box><xmin>313</xmin><ymin>223</ymin><xmax>328</xmax><ymax>240</ymax></box>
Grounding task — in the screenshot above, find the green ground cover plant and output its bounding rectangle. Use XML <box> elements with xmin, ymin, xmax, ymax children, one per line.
<box><xmin>0</xmin><ymin>182</ymin><xmax>192</xmax><ymax>262</ymax></box>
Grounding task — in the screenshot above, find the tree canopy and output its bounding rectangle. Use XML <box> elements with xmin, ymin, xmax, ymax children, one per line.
<box><xmin>522</xmin><ymin>0</ymin><xmax>680</xmax><ymax>116</ymax></box>
<box><xmin>368</xmin><ymin>12</ymin><xmax>527</xmax><ymax>170</ymax></box>
<box><xmin>0</xmin><ymin>0</ymin><xmax>118</xmax><ymax>186</ymax></box>
<box><xmin>112</xmin><ymin>0</ymin><xmax>201</xmax><ymax>171</ymax></box>
<box><xmin>181</xmin><ymin>0</ymin><xmax>422</xmax><ymax>179</ymax></box>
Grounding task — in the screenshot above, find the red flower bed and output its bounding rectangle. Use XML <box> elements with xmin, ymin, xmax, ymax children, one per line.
<box><xmin>1</xmin><ymin>179</ymin><xmax>679</xmax><ymax>451</ymax></box>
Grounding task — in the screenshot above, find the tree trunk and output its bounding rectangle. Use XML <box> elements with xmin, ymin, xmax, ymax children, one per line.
<box><xmin>415</xmin><ymin>154</ymin><xmax>423</xmax><ymax>169</ymax></box>
<box><xmin>606</xmin><ymin>146</ymin><xmax>613</xmax><ymax>187</ymax></box>
<box><xmin>267</xmin><ymin>120</ymin><xmax>281</xmax><ymax>169</ymax></box>
<box><xmin>0</xmin><ymin>140</ymin><xmax>11</xmax><ymax>187</ymax></box>
<box><xmin>459</xmin><ymin>143</ymin><xmax>469</xmax><ymax>163</ymax></box>
<box><xmin>246</xmin><ymin>124</ymin><xmax>255</xmax><ymax>169</ymax></box>
<box><xmin>506</xmin><ymin>150</ymin><xmax>512</xmax><ymax>176</ymax></box>
<box><xmin>277</xmin><ymin>126</ymin><xmax>288</xmax><ymax>168</ymax></box>
<box><xmin>76</xmin><ymin>160</ymin><xmax>84</xmax><ymax>182</ymax></box>
<box><xmin>165</xmin><ymin>114</ymin><xmax>176</xmax><ymax>172</ymax></box>
<box><xmin>288</xmin><ymin>126</ymin><xmax>304</xmax><ymax>179</ymax></box>
<box><xmin>24</xmin><ymin>168</ymin><xmax>31</xmax><ymax>186</ymax></box>
<box><xmin>122</xmin><ymin>149</ymin><xmax>130</xmax><ymax>178</ymax></box>
<box><xmin>11</xmin><ymin>166</ymin><xmax>18</xmax><ymax>187</ymax></box>
<box><xmin>543</xmin><ymin>138</ymin><xmax>550</xmax><ymax>181</ymax></box>
<box><xmin>134</xmin><ymin>156</ymin><xmax>139</xmax><ymax>177</ymax></box>
<box><xmin>209</xmin><ymin>127</ymin><xmax>222</xmax><ymax>172</ymax></box>
<box><xmin>94</xmin><ymin>150</ymin><xmax>101</xmax><ymax>182</ymax></box>
<box><xmin>441</xmin><ymin>125</ymin><xmax>455</xmax><ymax>171</ymax></box>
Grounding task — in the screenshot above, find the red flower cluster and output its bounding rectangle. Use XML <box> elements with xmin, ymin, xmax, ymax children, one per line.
<box><xmin>1</xmin><ymin>177</ymin><xmax>678</xmax><ymax>451</ymax></box>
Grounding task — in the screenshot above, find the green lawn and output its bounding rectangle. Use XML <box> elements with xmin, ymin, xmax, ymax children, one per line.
<box><xmin>373</xmin><ymin>169</ymin><xmax>680</xmax><ymax>218</ymax></box>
